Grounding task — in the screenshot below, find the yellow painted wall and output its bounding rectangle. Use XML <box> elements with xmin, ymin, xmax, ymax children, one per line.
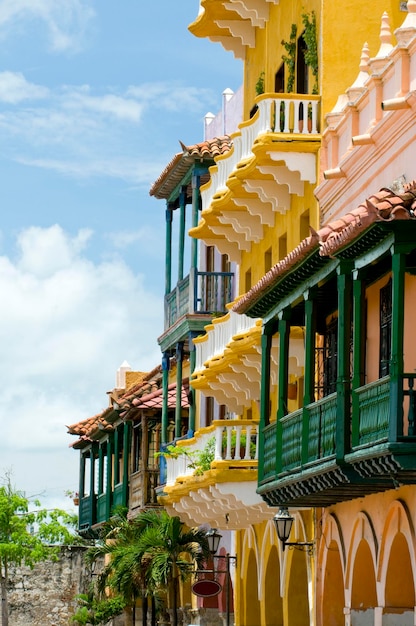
<box><xmin>236</xmin><ymin>511</ymin><xmax>314</xmax><ymax>626</ymax></box>
<box><xmin>238</xmin><ymin>181</ymin><xmax>318</xmax><ymax>293</ymax></box>
<box><xmin>244</xmin><ymin>0</ymin><xmax>405</xmax><ymax>120</ymax></box>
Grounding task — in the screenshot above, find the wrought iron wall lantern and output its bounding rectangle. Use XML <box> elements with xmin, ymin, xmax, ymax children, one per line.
<box><xmin>273</xmin><ymin>507</ymin><xmax>314</xmax><ymax>555</ymax></box>
<box><xmin>193</xmin><ymin>528</ymin><xmax>236</xmax><ymax>626</ymax></box>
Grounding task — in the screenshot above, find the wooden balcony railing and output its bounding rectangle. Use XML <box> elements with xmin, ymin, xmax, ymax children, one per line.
<box><xmin>260</xmin><ymin>375</ymin><xmax>416</xmax><ymax>485</ymax></box>
<box><xmin>164</xmin><ymin>270</ymin><xmax>234</xmax><ymax>329</ymax></box>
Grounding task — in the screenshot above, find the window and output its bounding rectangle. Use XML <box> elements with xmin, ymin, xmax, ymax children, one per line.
<box><xmin>300</xmin><ymin>210</ymin><xmax>310</xmax><ymax>241</ymax></box>
<box><xmin>296</xmin><ymin>34</ymin><xmax>308</xmax><ymax>94</ymax></box>
<box><xmin>245</xmin><ymin>269</ymin><xmax>252</xmax><ymax>292</ymax></box>
<box><xmin>279</xmin><ymin>234</ymin><xmax>287</xmax><ymax>260</ymax></box>
<box><xmin>265</xmin><ymin>247</ymin><xmax>272</xmax><ymax>273</ymax></box>
<box><xmin>316</xmin><ymin>318</ymin><xmax>338</xmax><ymax>398</ymax></box>
<box><xmin>275</xmin><ymin>63</ymin><xmax>285</xmax><ymax>93</ymax></box>
<box><xmin>379</xmin><ymin>278</ymin><xmax>392</xmax><ymax>378</ymax></box>
<box><xmin>206</xmin><ymin>397</ymin><xmax>214</xmax><ymax>427</ymax></box>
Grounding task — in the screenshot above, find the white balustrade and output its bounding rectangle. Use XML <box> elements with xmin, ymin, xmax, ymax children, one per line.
<box><xmin>194</xmin><ymin>311</ymin><xmax>259</xmax><ymax>371</ymax></box>
<box><xmin>201</xmin><ymin>94</ymin><xmax>320</xmax><ymax>212</ymax></box>
<box><xmin>165</xmin><ymin>420</ymin><xmax>259</xmax><ymax>487</ymax></box>
<box><xmin>214</xmin><ymin>420</ymin><xmax>259</xmax><ymax>462</ymax></box>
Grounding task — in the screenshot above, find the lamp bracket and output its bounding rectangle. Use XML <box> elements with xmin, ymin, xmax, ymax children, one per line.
<box><xmin>284</xmin><ymin>541</ymin><xmax>314</xmax><ymax>556</ymax></box>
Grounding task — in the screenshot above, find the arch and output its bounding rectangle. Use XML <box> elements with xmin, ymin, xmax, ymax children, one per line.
<box><xmin>321</xmin><ymin>539</ymin><xmax>345</xmax><ymax>626</ymax></box>
<box><xmin>242</xmin><ymin>548</ymin><xmax>261</xmax><ymax>626</ymax></box>
<box><xmin>384</xmin><ymin>533</ymin><xmax>415</xmax><ymax>610</ymax></box>
<box><xmin>264</xmin><ymin>544</ymin><xmax>283</xmax><ymax>626</ymax></box>
<box><xmin>318</xmin><ymin>513</ymin><xmax>346</xmax><ymax>626</ymax></box>
<box><xmin>377</xmin><ymin>501</ymin><xmax>416</xmax><ymax>621</ymax></box>
<box><xmin>286</xmin><ymin>544</ymin><xmax>310</xmax><ymax>626</ymax></box>
<box><xmin>259</xmin><ymin>520</ymin><xmax>284</xmax><ymax>626</ymax></box>
<box><xmin>345</xmin><ymin>511</ymin><xmax>377</xmax><ymax>595</ymax></box>
<box><xmin>350</xmin><ymin>539</ymin><xmax>377</xmax><ymax>624</ymax></box>
<box><xmin>377</xmin><ymin>500</ymin><xmax>416</xmax><ymax>592</ymax></box>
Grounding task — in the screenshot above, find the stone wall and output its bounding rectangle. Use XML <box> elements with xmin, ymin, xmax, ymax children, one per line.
<box><xmin>7</xmin><ymin>545</ymin><xmax>91</xmax><ymax>626</ymax></box>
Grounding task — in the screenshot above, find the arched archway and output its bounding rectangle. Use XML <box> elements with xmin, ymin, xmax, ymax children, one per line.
<box><xmin>264</xmin><ymin>544</ymin><xmax>283</xmax><ymax>626</ymax></box>
<box><xmin>322</xmin><ymin>540</ymin><xmax>344</xmax><ymax>626</ymax></box>
<box><xmin>351</xmin><ymin>539</ymin><xmax>377</xmax><ymax>623</ymax></box>
<box><xmin>384</xmin><ymin>532</ymin><xmax>415</xmax><ymax>622</ymax></box>
<box><xmin>286</xmin><ymin>548</ymin><xmax>310</xmax><ymax>626</ymax></box>
<box><xmin>242</xmin><ymin>549</ymin><xmax>261</xmax><ymax>626</ymax></box>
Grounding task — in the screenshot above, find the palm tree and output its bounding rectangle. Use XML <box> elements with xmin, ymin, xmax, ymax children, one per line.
<box><xmin>87</xmin><ymin>510</ymin><xmax>154</xmax><ymax>626</ymax></box>
<box><xmin>135</xmin><ymin>510</ymin><xmax>211</xmax><ymax>626</ymax></box>
<box><xmin>87</xmin><ymin>509</ymin><xmax>210</xmax><ymax>626</ymax></box>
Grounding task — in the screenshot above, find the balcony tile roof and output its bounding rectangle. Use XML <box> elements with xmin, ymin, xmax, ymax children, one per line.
<box><xmin>149</xmin><ymin>136</ymin><xmax>232</xmax><ymax>200</ymax></box>
<box><xmin>233</xmin><ymin>182</ymin><xmax>416</xmax><ymax>314</ymax></box>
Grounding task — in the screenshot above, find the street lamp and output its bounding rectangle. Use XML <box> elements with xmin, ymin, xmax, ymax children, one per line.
<box><xmin>193</xmin><ymin>529</ymin><xmax>236</xmax><ymax>626</ymax></box>
<box><xmin>273</xmin><ymin>507</ymin><xmax>314</xmax><ymax>555</ymax></box>
<box><xmin>206</xmin><ymin>528</ymin><xmax>222</xmax><ymax>556</ymax></box>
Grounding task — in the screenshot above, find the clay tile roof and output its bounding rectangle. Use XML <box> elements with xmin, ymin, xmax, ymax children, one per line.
<box><xmin>149</xmin><ymin>136</ymin><xmax>232</xmax><ymax>200</ymax></box>
<box><xmin>131</xmin><ymin>382</ymin><xmax>190</xmax><ymax>410</ymax></box>
<box><xmin>233</xmin><ymin>181</ymin><xmax>416</xmax><ymax>315</ymax></box>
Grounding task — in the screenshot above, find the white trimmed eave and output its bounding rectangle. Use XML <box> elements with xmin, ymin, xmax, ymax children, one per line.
<box><xmin>193</xmin><ymin>154</ymin><xmax>313</xmax><ymax>262</ymax></box>
<box><xmin>191</xmin><ymin>0</ymin><xmax>279</xmax><ymax>59</ymax></box>
<box><xmin>163</xmin><ymin>481</ymin><xmax>277</xmax><ymax>529</ymax></box>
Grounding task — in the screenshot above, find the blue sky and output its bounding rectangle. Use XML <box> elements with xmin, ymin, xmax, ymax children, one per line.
<box><xmin>0</xmin><ymin>0</ymin><xmax>241</xmax><ymax>510</ymax></box>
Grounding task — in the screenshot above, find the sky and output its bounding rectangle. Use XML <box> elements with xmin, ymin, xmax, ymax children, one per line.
<box><xmin>0</xmin><ymin>0</ymin><xmax>241</xmax><ymax>512</ymax></box>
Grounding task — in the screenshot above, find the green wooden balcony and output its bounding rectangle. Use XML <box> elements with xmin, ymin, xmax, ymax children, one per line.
<box><xmin>164</xmin><ymin>269</ymin><xmax>234</xmax><ymax>330</ymax></box>
<box><xmin>78</xmin><ymin>483</ymin><xmax>128</xmax><ymax>534</ymax></box>
<box><xmin>259</xmin><ymin>374</ymin><xmax>416</xmax><ymax>507</ymax></box>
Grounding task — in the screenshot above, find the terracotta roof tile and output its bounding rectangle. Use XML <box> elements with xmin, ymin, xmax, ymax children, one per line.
<box><xmin>233</xmin><ymin>182</ymin><xmax>416</xmax><ymax>314</ymax></box>
<box><xmin>149</xmin><ymin>136</ymin><xmax>232</xmax><ymax>200</ymax></box>
<box><xmin>131</xmin><ymin>382</ymin><xmax>190</xmax><ymax>410</ymax></box>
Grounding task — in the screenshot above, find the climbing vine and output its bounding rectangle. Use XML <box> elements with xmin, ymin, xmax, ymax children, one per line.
<box><xmin>281</xmin><ymin>23</ymin><xmax>297</xmax><ymax>93</ymax></box>
<box><xmin>301</xmin><ymin>11</ymin><xmax>319</xmax><ymax>94</ymax></box>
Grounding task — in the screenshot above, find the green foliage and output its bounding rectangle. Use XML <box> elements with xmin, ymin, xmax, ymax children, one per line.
<box><xmin>154</xmin><ymin>444</ymin><xmax>190</xmax><ymax>460</ymax></box>
<box><xmin>71</xmin><ymin>590</ymin><xmax>125</xmax><ymax>625</ymax></box>
<box><xmin>87</xmin><ymin>509</ymin><xmax>211</xmax><ymax>626</ymax></box>
<box><xmin>301</xmin><ymin>11</ymin><xmax>319</xmax><ymax>94</ymax></box>
<box><xmin>0</xmin><ymin>472</ymin><xmax>80</xmax><ymax>626</ymax></box>
<box><xmin>189</xmin><ymin>437</ymin><xmax>216</xmax><ymax>475</ymax></box>
<box><xmin>281</xmin><ymin>24</ymin><xmax>297</xmax><ymax>93</ymax></box>
<box><xmin>255</xmin><ymin>71</ymin><xmax>265</xmax><ymax>96</ymax></box>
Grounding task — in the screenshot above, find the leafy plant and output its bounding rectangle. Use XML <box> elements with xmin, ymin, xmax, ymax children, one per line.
<box><xmin>71</xmin><ymin>590</ymin><xmax>125</xmax><ymax>625</ymax></box>
<box><xmin>255</xmin><ymin>71</ymin><xmax>265</xmax><ymax>96</ymax></box>
<box><xmin>301</xmin><ymin>11</ymin><xmax>319</xmax><ymax>94</ymax></box>
<box><xmin>190</xmin><ymin>437</ymin><xmax>216</xmax><ymax>475</ymax></box>
<box><xmin>281</xmin><ymin>24</ymin><xmax>297</xmax><ymax>93</ymax></box>
<box><xmin>0</xmin><ymin>472</ymin><xmax>79</xmax><ymax>626</ymax></box>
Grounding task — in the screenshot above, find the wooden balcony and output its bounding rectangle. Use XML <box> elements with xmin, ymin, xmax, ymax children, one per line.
<box><xmin>164</xmin><ymin>269</ymin><xmax>234</xmax><ymax>330</ymax></box>
<box><xmin>159</xmin><ymin>420</ymin><xmax>275</xmax><ymax>528</ymax></box>
<box><xmin>259</xmin><ymin>375</ymin><xmax>416</xmax><ymax>507</ymax></box>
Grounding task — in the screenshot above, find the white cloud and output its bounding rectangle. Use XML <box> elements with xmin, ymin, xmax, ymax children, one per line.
<box><xmin>0</xmin><ymin>75</ymin><xmax>220</xmax><ymax>184</ymax></box>
<box><xmin>0</xmin><ymin>225</ymin><xmax>163</xmax><ymax>456</ymax></box>
<box><xmin>0</xmin><ymin>71</ymin><xmax>49</xmax><ymax>103</ymax></box>
<box><xmin>127</xmin><ymin>82</ymin><xmax>217</xmax><ymax>113</ymax></box>
<box><xmin>0</xmin><ymin>0</ymin><xmax>95</xmax><ymax>52</ymax></box>
<box><xmin>66</xmin><ymin>91</ymin><xmax>144</xmax><ymax>122</ymax></box>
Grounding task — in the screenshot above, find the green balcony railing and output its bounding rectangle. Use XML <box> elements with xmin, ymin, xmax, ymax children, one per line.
<box><xmin>306</xmin><ymin>393</ymin><xmax>337</xmax><ymax>462</ymax></box>
<box><xmin>96</xmin><ymin>493</ymin><xmax>107</xmax><ymax>524</ymax></box>
<box><xmin>164</xmin><ymin>270</ymin><xmax>234</xmax><ymax>329</ymax></box>
<box><xmin>281</xmin><ymin>409</ymin><xmax>303</xmax><ymax>470</ymax></box>
<box><xmin>353</xmin><ymin>376</ymin><xmax>390</xmax><ymax>447</ymax></box>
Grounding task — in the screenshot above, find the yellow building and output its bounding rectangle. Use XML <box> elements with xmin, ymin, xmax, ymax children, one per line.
<box><xmin>156</xmin><ymin>1</ymin><xmax>416</xmax><ymax>626</ymax></box>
